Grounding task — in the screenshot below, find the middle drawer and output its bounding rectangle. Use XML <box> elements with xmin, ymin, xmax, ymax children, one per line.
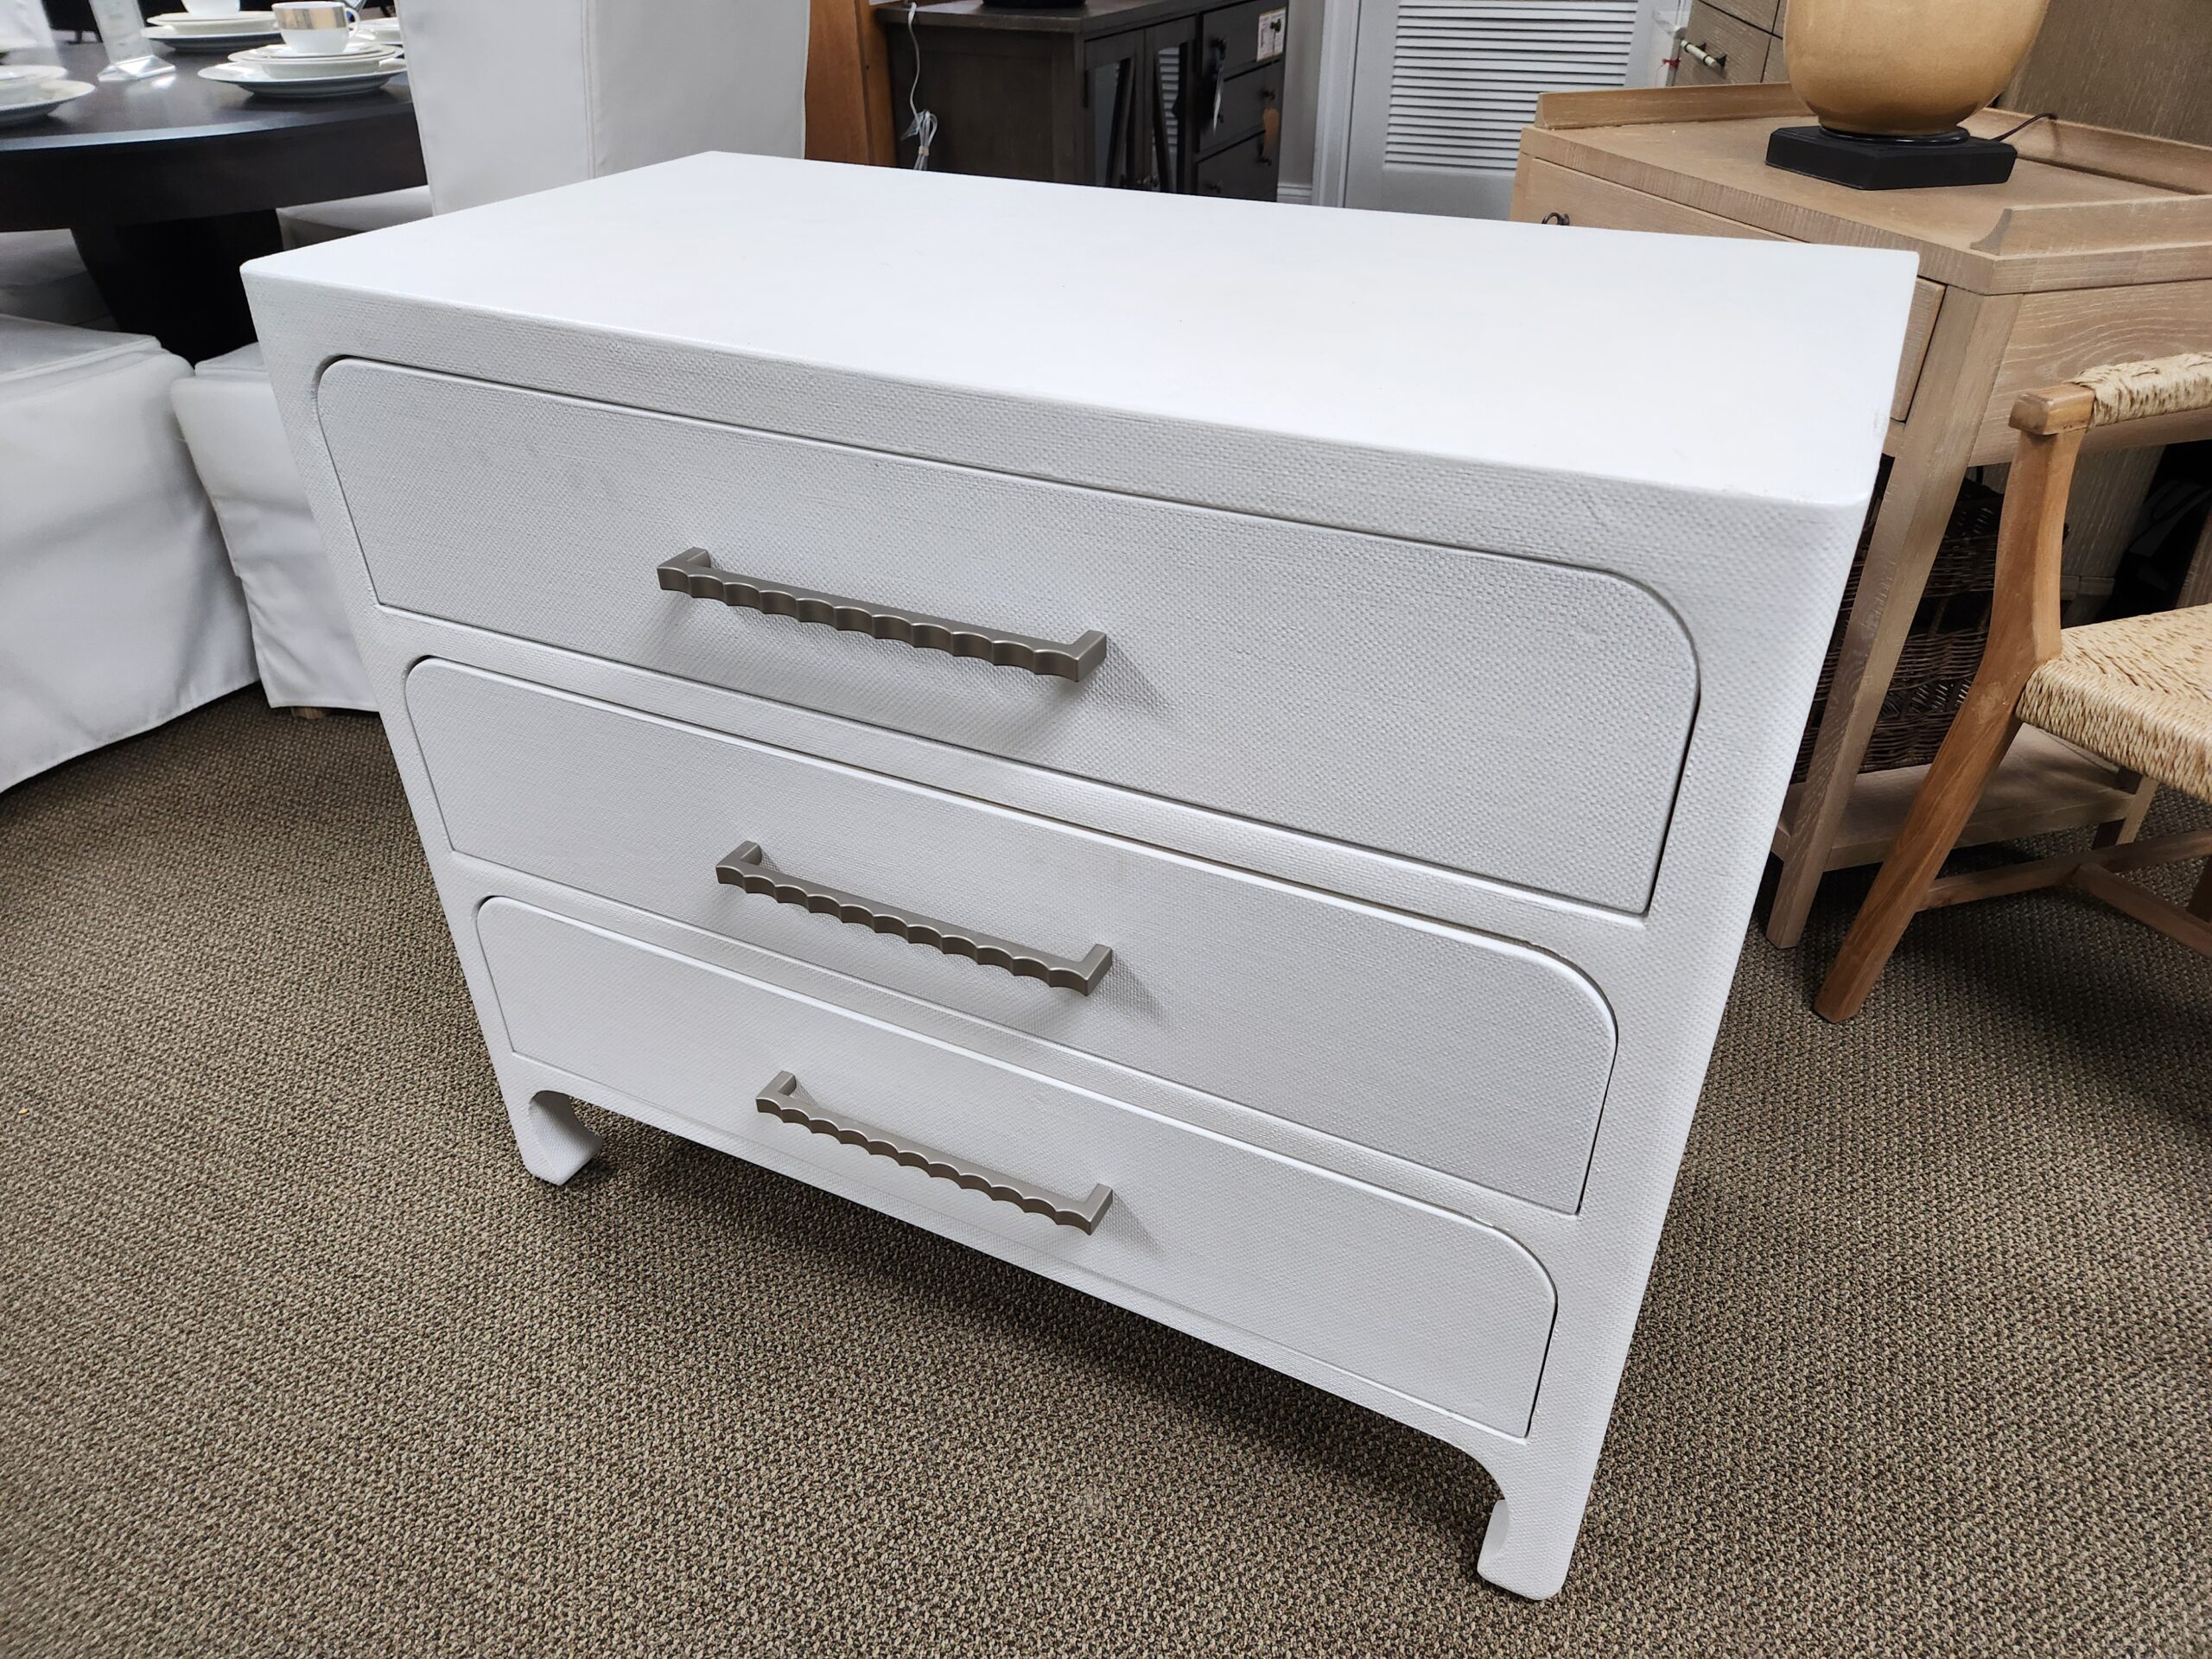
<box><xmin>409</xmin><ymin>660</ymin><xmax>1618</xmax><ymax>1212</ymax></box>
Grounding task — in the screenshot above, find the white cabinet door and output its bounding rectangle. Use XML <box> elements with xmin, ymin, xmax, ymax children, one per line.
<box><xmin>1341</xmin><ymin>0</ymin><xmax>1656</xmax><ymax>216</ymax></box>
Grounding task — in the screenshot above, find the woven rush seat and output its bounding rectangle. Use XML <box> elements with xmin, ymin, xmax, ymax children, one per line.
<box><xmin>2018</xmin><ymin>607</ymin><xmax>2212</xmax><ymax>803</ymax></box>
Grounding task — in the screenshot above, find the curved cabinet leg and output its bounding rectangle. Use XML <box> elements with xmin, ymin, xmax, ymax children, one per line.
<box><xmin>1476</xmin><ymin>1489</ymin><xmax>1586</xmax><ymax>1601</ymax></box>
<box><xmin>509</xmin><ymin>1089</ymin><xmax>603</xmax><ymax>1185</ymax></box>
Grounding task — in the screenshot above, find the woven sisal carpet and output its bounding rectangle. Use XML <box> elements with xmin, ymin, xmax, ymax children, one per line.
<box><xmin>2</xmin><ymin>692</ymin><xmax>2207</xmax><ymax>1656</ymax></box>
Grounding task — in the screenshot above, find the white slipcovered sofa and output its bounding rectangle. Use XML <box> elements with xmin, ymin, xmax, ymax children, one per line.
<box><xmin>1</xmin><ymin>320</ymin><xmax>253</xmax><ymax>791</ymax></box>
<box><xmin>179</xmin><ymin>0</ymin><xmax>810</xmax><ymax>712</ymax></box>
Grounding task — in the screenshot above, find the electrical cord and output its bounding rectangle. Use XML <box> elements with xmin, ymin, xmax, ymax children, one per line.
<box><xmin>903</xmin><ymin>3</ymin><xmax>938</xmax><ymax>171</ymax></box>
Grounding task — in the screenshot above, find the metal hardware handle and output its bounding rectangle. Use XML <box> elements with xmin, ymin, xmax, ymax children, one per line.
<box><xmin>718</xmin><ymin>842</ymin><xmax>1115</xmax><ymax>995</ymax></box>
<box><xmin>658</xmin><ymin>550</ymin><xmax>1108</xmax><ymax>682</ymax></box>
<box><xmin>1679</xmin><ymin>36</ymin><xmax>1726</xmax><ymax>69</ymax></box>
<box><xmin>755</xmin><ymin>1071</ymin><xmax>1115</xmax><ymax>1234</ymax></box>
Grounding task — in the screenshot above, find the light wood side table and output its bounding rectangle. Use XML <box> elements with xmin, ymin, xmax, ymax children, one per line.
<box><xmin>1510</xmin><ymin>84</ymin><xmax>2212</xmax><ymax>946</ymax></box>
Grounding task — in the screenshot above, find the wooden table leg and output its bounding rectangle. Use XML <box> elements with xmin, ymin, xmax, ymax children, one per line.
<box><xmin>1765</xmin><ymin>289</ymin><xmax>2023</xmax><ymax>948</ymax></box>
<box><xmin>72</xmin><ymin>210</ymin><xmax>283</xmax><ymax>364</ymax></box>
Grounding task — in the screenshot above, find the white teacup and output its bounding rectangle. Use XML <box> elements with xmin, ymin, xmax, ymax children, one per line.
<box><xmin>272</xmin><ymin>1</ymin><xmax>356</xmax><ymax>54</ymax></box>
<box><xmin>181</xmin><ymin>0</ymin><xmax>244</xmax><ymax>15</ymax></box>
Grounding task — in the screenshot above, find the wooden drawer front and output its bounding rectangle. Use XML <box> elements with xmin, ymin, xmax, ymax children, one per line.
<box><xmin>1193</xmin><ymin>129</ymin><xmax>1277</xmax><ymax>199</ymax></box>
<box><xmin>1198</xmin><ymin>60</ymin><xmax>1281</xmax><ymax>154</ymax></box>
<box><xmin>477</xmin><ymin>898</ymin><xmax>1558</xmax><ymax>1435</ymax></box>
<box><xmin>1514</xmin><ymin>156</ymin><xmax>1788</xmax><ymax>241</ymax></box>
<box><xmin>1510</xmin><ymin>162</ymin><xmax>1943</xmax><ymax>423</ymax></box>
<box><xmin>322</xmin><ymin>362</ymin><xmax>1700</xmax><ymax>913</ymax></box>
<box><xmin>1675</xmin><ymin>1</ymin><xmax>1773</xmax><ymax>86</ymax></box>
<box><xmin>1890</xmin><ymin>277</ymin><xmax>1942</xmax><ymax>424</ymax></box>
<box><xmin>1972</xmin><ymin>279</ymin><xmax>2212</xmax><ymax>464</ymax></box>
<box><xmin>1200</xmin><ymin>0</ymin><xmax>1286</xmax><ymax>79</ymax></box>
<box><xmin>412</xmin><ymin>662</ymin><xmax>1619</xmax><ymax>1211</ymax></box>
<box><xmin>1713</xmin><ymin>0</ymin><xmax>1779</xmax><ymax>30</ymax></box>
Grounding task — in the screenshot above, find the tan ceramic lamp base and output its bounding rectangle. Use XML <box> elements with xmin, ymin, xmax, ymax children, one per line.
<box><xmin>1769</xmin><ymin>0</ymin><xmax>2051</xmax><ymax>188</ymax></box>
<box><xmin>1784</xmin><ymin>0</ymin><xmax>2052</xmax><ymax>137</ymax></box>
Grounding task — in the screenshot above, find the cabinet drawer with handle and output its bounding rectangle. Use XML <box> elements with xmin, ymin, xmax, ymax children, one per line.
<box><xmin>322</xmin><ymin>359</ymin><xmax>1699</xmax><ymax>912</ymax></box>
<box><xmin>411</xmin><ymin>660</ymin><xmax>1620</xmax><ymax>1212</ymax></box>
<box><xmin>1193</xmin><ymin>128</ymin><xmax>1277</xmax><ymax>198</ymax></box>
<box><xmin>1511</xmin><ymin>160</ymin><xmax>1947</xmax><ymax>424</ymax></box>
<box><xmin>1673</xmin><ymin>1</ymin><xmax>1774</xmax><ymax>86</ymax></box>
<box><xmin>1200</xmin><ymin>0</ymin><xmax>1286</xmax><ymax>79</ymax></box>
<box><xmin>1198</xmin><ymin>60</ymin><xmax>1281</xmax><ymax>154</ymax></box>
<box><xmin>476</xmin><ymin>896</ymin><xmax>1558</xmax><ymax>1437</ymax></box>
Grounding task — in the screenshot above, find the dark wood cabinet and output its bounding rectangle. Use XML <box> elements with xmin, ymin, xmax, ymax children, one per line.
<box><xmin>877</xmin><ymin>0</ymin><xmax>1289</xmax><ymax>200</ymax></box>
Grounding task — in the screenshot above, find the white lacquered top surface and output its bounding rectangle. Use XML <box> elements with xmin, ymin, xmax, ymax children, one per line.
<box><xmin>248</xmin><ymin>151</ymin><xmax>1919</xmax><ymax>506</ymax></box>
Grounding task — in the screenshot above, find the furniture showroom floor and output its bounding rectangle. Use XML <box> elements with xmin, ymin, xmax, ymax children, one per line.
<box><xmin>3</xmin><ymin>692</ymin><xmax>2207</xmax><ymax>1658</ymax></box>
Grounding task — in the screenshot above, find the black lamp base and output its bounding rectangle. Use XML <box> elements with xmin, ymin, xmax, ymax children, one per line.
<box><xmin>1765</xmin><ymin>125</ymin><xmax>2018</xmax><ymax>191</ymax></box>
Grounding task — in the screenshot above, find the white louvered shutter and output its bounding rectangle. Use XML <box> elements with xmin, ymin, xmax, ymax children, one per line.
<box><xmin>1344</xmin><ymin>0</ymin><xmax>1654</xmax><ymax>217</ymax></box>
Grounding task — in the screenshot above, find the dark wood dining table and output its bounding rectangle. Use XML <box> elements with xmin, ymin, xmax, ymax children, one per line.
<box><xmin>0</xmin><ymin>41</ymin><xmax>423</xmax><ymax>360</ymax></box>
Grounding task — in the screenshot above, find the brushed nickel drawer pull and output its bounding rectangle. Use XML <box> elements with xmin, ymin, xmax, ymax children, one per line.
<box><xmin>658</xmin><ymin>550</ymin><xmax>1109</xmax><ymax>682</ymax></box>
<box><xmin>755</xmin><ymin>1071</ymin><xmax>1114</xmax><ymax>1234</ymax></box>
<box><xmin>718</xmin><ymin>842</ymin><xmax>1114</xmax><ymax>995</ymax></box>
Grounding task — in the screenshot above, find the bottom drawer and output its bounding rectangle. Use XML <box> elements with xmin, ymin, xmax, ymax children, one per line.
<box><xmin>1194</xmin><ymin>130</ymin><xmax>1277</xmax><ymax>200</ymax></box>
<box><xmin>478</xmin><ymin>898</ymin><xmax>1556</xmax><ymax>1436</ymax></box>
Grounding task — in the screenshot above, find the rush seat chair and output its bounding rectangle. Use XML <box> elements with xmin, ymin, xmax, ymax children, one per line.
<box><xmin>1818</xmin><ymin>353</ymin><xmax>2212</xmax><ymax>1021</ymax></box>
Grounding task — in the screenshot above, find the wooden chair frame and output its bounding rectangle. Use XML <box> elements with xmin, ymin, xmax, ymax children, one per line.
<box><xmin>1816</xmin><ymin>365</ymin><xmax>2212</xmax><ymax>1023</ymax></box>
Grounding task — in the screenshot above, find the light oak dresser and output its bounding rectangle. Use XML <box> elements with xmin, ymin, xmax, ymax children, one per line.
<box><xmin>247</xmin><ymin>155</ymin><xmax>1914</xmax><ymax>1599</ymax></box>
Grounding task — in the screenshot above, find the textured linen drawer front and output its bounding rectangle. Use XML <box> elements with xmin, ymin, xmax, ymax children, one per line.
<box><xmin>410</xmin><ymin>661</ymin><xmax>1619</xmax><ymax>1211</ymax></box>
<box><xmin>321</xmin><ymin>361</ymin><xmax>1700</xmax><ymax>912</ymax></box>
<box><xmin>476</xmin><ymin>897</ymin><xmax>1558</xmax><ymax>1435</ymax></box>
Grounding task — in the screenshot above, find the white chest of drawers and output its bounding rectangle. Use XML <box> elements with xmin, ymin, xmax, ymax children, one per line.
<box><xmin>247</xmin><ymin>156</ymin><xmax>1916</xmax><ymax>1599</ymax></box>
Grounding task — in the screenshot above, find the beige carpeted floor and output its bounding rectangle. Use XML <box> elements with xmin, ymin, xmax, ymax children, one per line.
<box><xmin>2</xmin><ymin>692</ymin><xmax>2207</xmax><ymax>1657</ymax></box>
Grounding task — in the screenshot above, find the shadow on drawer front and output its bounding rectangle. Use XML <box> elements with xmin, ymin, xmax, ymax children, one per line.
<box><xmin>476</xmin><ymin>897</ymin><xmax>1557</xmax><ymax>1436</ymax></box>
<box><xmin>321</xmin><ymin>360</ymin><xmax>1699</xmax><ymax>913</ymax></box>
<box><xmin>411</xmin><ymin>661</ymin><xmax>1619</xmax><ymax>1213</ymax></box>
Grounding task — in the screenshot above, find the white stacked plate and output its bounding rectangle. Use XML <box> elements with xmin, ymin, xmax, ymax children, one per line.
<box><xmin>0</xmin><ymin>62</ymin><xmax>92</xmax><ymax>127</ymax></box>
<box><xmin>201</xmin><ymin>42</ymin><xmax>404</xmax><ymax>98</ymax></box>
<box><xmin>230</xmin><ymin>37</ymin><xmax>397</xmax><ymax>76</ymax></box>
<box><xmin>146</xmin><ymin>11</ymin><xmax>282</xmax><ymax>53</ymax></box>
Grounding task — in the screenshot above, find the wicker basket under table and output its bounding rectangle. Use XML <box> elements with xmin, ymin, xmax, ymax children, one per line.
<box><xmin>1792</xmin><ymin>472</ymin><xmax>2007</xmax><ymax>785</ymax></box>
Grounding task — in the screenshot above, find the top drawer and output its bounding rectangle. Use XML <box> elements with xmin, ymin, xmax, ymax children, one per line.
<box><xmin>1202</xmin><ymin>0</ymin><xmax>1287</xmax><ymax>78</ymax></box>
<box><xmin>318</xmin><ymin>361</ymin><xmax>1700</xmax><ymax>911</ymax></box>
